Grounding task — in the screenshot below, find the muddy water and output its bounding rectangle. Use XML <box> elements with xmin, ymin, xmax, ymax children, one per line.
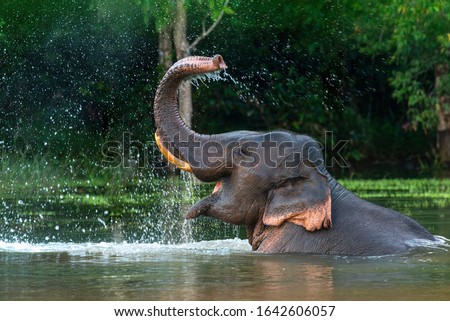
<box><xmin>1</xmin><ymin>200</ymin><xmax>450</xmax><ymax>300</ymax></box>
<box><xmin>0</xmin><ymin>239</ymin><xmax>449</xmax><ymax>300</ymax></box>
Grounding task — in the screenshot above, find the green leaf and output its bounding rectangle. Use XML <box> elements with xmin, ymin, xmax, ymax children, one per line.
<box><xmin>223</xmin><ymin>5</ymin><xmax>235</xmax><ymax>15</ymax></box>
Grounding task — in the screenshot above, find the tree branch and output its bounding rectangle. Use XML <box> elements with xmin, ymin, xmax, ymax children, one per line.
<box><xmin>189</xmin><ymin>0</ymin><xmax>230</xmax><ymax>52</ymax></box>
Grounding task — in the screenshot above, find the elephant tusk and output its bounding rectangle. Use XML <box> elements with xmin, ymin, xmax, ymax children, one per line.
<box><xmin>154</xmin><ymin>132</ymin><xmax>192</xmax><ymax>172</ymax></box>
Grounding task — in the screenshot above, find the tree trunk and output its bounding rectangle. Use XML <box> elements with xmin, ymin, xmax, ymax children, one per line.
<box><xmin>158</xmin><ymin>25</ymin><xmax>175</xmax><ymax>172</ymax></box>
<box><xmin>173</xmin><ymin>0</ymin><xmax>193</xmax><ymax>127</ymax></box>
<box><xmin>158</xmin><ymin>25</ymin><xmax>173</xmax><ymax>72</ymax></box>
<box><xmin>435</xmin><ymin>64</ymin><xmax>450</xmax><ymax>164</ymax></box>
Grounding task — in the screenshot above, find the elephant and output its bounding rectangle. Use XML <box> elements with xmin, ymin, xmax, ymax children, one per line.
<box><xmin>153</xmin><ymin>54</ymin><xmax>437</xmax><ymax>256</ymax></box>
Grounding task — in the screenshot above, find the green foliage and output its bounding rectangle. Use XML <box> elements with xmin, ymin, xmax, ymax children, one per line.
<box><xmin>340</xmin><ymin>178</ymin><xmax>450</xmax><ymax>207</ymax></box>
<box><xmin>136</xmin><ymin>0</ymin><xmax>176</xmax><ymax>30</ymax></box>
<box><xmin>0</xmin><ymin>18</ymin><xmax>5</xmax><ymax>41</ymax></box>
<box><xmin>357</xmin><ymin>0</ymin><xmax>450</xmax><ymax>130</ymax></box>
<box><xmin>0</xmin><ymin>0</ymin><xmax>156</xmax><ymax>161</ymax></box>
<box><xmin>137</xmin><ymin>0</ymin><xmax>234</xmax><ymax>30</ymax></box>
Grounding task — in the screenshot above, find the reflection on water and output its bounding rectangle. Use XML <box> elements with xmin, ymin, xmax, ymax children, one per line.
<box><xmin>1</xmin><ymin>238</ymin><xmax>450</xmax><ymax>300</ymax></box>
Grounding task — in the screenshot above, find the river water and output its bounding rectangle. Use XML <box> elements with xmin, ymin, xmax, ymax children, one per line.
<box><xmin>1</xmin><ymin>195</ymin><xmax>450</xmax><ymax>300</ymax></box>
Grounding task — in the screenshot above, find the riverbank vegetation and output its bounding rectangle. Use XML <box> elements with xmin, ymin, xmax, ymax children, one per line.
<box><xmin>1</xmin><ymin>155</ymin><xmax>449</xmax><ymax>208</ymax></box>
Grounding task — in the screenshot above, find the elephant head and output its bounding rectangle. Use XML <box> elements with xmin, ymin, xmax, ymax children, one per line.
<box><xmin>154</xmin><ymin>55</ymin><xmax>435</xmax><ymax>255</ymax></box>
<box><xmin>183</xmin><ymin>131</ymin><xmax>332</xmax><ymax>232</ymax></box>
<box><xmin>154</xmin><ymin>55</ymin><xmax>331</xmax><ymax>243</ymax></box>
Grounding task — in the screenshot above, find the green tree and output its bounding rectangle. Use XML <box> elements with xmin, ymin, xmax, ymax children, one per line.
<box><xmin>358</xmin><ymin>0</ymin><xmax>450</xmax><ymax>163</ymax></box>
<box><xmin>391</xmin><ymin>1</ymin><xmax>450</xmax><ymax>163</ymax></box>
<box><xmin>0</xmin><ymin>18</ymin><xmax>5</xmax><ymax>41</ymax></box>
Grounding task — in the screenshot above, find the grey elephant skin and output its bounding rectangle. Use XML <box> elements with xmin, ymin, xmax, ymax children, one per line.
<box><xmin>153</xmin><ymin>55</ymin><xmax>437</xmax><ymax>256</ymax></box>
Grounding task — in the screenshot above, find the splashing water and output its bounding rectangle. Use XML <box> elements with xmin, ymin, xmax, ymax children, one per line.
<box><xmin>0</xmin><ymin>238</ymin><xmax>251</xmax><ymax>256</ymax></box>
<box><xmin>0</xmin><ymin>165</ymin><xmax>244</xmax><ymax>245</ymax></box>
<box><xmin>180</xmin><ymin>171</ymin><xmax>195</xmax><ymax>243</ymax></box>
<box><xmin>189</xmin><ymin>70</ymin><xmax>237</xmax><ymax>88</ymax></box>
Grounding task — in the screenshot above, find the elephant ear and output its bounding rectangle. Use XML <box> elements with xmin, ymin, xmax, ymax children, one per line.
<box><xmin>263</xmin><ymin>172</ymin><xmax>332</xmax><ymax>232</ymax></box>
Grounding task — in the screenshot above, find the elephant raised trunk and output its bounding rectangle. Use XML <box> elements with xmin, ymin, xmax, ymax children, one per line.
<box><xmin>153</xmin><ymin>55</ymin><xmax>231</xmax><ymax>181</ymax></box>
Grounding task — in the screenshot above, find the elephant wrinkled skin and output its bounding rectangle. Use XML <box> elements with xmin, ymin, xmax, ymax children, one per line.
<box><xmin>153</xmin><ymin>55</ymin><xmax>437</xmax><ymax>256</ymax></box>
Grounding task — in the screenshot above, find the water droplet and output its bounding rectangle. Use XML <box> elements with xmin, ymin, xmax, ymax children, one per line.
<box><xmin>97</xmin><ymin>218</ymin><xmax>107</xmax><ymax>228</ymax></box>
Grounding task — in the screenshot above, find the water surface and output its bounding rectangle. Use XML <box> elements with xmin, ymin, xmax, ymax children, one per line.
<box><xmin>1</xmin><ymin>193</ymin><xmax>450</xmax><ymax>301</ymax></box>
<box><xmin>1</xmin><ymin>237</ymin><xmax>449</xmax><ymax>300</ymax></box>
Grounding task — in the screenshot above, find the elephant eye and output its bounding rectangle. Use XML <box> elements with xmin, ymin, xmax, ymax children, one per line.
<box><xmin>239</xmin><ymin>146</ymin><xmax>252</xmax><ymax>157</ymax></box>
<box><xmin>233</xmin><ymin>144</ymin><xmax>249</xmax><ymax>158</ymax></box>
